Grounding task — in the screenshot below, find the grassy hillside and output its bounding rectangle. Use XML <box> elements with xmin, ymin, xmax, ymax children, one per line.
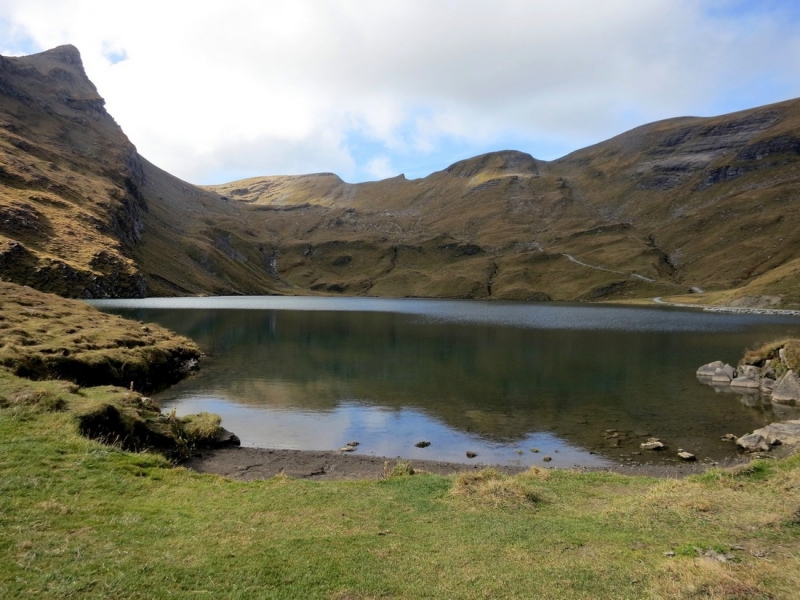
<box><xmin>206</xmin><ymin>101</ymin><xmax>800</xmax><ymax>305</ymax></box>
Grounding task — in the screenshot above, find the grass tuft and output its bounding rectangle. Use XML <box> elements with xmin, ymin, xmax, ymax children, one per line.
<box><xmin>451</xmin><ymin>468</ymin><xmax>542</xmax><ymax>508</ymax></box>
<box><xmin>383</xmin><ymin>460</ymin><xmax>415</xmax><ymax>478</ymax></box>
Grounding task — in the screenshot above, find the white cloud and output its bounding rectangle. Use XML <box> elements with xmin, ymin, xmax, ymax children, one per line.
<box><xmin>1</xmin><ymin>0</ymin><xmax>799</xmax><ymax>183</ymax></box>
<box><xmin>364</xmin><ymin>156</ymin><xmax>395</xmax><ymax>180</ymax></box>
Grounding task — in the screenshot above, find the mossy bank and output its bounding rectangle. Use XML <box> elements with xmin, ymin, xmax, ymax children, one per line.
<box><xmin>0</xmin><ymin>281</ymin><xmax>200</xmax><ymax>391</ymax></box>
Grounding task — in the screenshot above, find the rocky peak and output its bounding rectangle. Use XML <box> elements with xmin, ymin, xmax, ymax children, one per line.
<box><xmin>444</xmin><ymin>150</ymin><xmax>539</xmax><ymax>178</ymax></box>
<box><xmin>40</xmin><ymin>44</ymin><xmax>84</xmax><ymax>67</ymax></box>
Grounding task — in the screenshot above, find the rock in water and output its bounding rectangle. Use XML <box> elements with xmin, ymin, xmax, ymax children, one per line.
<box><xmin>677</xmin><ymin>451</ymin><xmax>696</xmax><ymax>461</ymax></box>
<box><xmin>466</xmin><ymin>451</ymin><xmax>477</xmax><ymax>459</ymax></box>
<box><xmin>772</xmin><ymin>371</ymin><xmax>800</xmax><ymax>405</ymax></box>
<box><xmin>731</xmin><ymin>364</ymin><xmax>760</xmax><ymax>388</ymax></box>
<box><xmin>697</xmin><ymin>360</ymin><xmax>725</xmax><ymax>377</ymax></box>
<box><xmin>640</xmin><ymin>438</ymin><xmax>665</xmax><ymax>451</ymax></box>
<box><xmin>415</xmin><ymin>440</ymin><xmax>431</xmax><ymax>448</ymax></box>
<box><xmin>712</xmin><ymin>364</ymin><xmax>736</xmax><ymax>383</ymax></box>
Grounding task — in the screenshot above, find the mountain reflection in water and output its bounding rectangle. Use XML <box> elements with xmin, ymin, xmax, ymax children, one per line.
<box><xmin>91</xmin><ymin>297</ymin><xmax>800</xmax><ymax>467</ymax></box>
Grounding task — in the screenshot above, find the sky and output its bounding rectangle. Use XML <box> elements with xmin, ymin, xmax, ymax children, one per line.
<box><xmin>1</xmin><ymin>0</ymin><xmax>800</xmax><ymax>185</ymax></box>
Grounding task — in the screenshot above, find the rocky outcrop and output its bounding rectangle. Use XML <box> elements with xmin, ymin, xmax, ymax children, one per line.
<box><xmin>696</xmin><ymin>343</ymin><xmax>799</xmax><ymax>403</ymax></box>
<box><xmin>700</xmin><ymin>341</ymin><xmax>800</xmax><ymax>454</ymax></box>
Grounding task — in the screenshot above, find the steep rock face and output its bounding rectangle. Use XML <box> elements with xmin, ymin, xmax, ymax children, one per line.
<box><xmin>0</xmin><ymin>45</ymin><xmax>146</xmax><ymax>297</ymax></box>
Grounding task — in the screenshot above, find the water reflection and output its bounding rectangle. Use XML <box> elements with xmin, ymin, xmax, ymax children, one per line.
<box><xmin>92</xmin><ymin>298</ymin><xmax>800</xmax><ymax>466</ymax></box>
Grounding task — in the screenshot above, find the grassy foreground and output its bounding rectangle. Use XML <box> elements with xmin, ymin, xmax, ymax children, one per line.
<box><xmin>1</xmin><ymin>370</ymin><xmax>799</xmax><ymax>599</ymax></box>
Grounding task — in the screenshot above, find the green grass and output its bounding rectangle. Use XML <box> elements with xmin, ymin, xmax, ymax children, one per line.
<box><xmin>2</xmin><ymin>369</ymin><xmax>799</xmax><ymax>598</ymax></box>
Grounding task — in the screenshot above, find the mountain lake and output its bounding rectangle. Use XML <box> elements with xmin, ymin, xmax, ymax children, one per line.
<box><xmin>89</xmin><ymin>296</ymin><xmax>800</xmax><ymax>469</ymax></box>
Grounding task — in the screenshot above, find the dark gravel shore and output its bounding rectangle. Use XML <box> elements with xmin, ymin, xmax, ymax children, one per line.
<box><xmin>181</xmin><ymin>446</ymin><xmax>756</xmax><ymax>481</ymax></box>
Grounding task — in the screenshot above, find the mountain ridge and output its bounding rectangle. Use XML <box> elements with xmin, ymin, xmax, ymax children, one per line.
<box><xmin>1</xmin><ymin>46</ymin><xmax>799</xmax><ymax>305</ymax></box>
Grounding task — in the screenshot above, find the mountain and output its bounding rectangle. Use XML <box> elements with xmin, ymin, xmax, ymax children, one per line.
<box><xmin>1</xmin><ymin>45</ymin><xmax>799</xmax><ymax>305</ymax></box>
<box><xmin>206</xmin><ymin>102</ymin><xmax>800</xmax><ymax>305</ymax></box>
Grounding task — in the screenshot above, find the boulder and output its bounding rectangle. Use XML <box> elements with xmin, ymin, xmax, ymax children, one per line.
<box><xmin>753</xmin><ymin>420</ymin><xmax>800</xmax><ymax>446</ymax></box>
<box><xmin>697</xmin><ymin>360</ymin><xmax>725</xmax><ymax>377</ymax></box>
<box><xmin>214</xmin><ymin>428</ymin><xmax>241</xmax><ymax>448</ymax></box>
<box><xmin>772</xmin><ymin>371</ymin><xmax>800</xmax><ymax>405</ymax></box>
<box><xmin>712</xmin><ymin>364</ymin><xmax>736</xmax><ymax>383</ymax></box>
<box><xmin>736</xmin><ymin>433</ymin><xmax>770</xmax><ymax>452</ymax></box>
<box><xmin>740</xmin><ymin>365</ymin><xmax>760</xmax><ymax>380</ymax></box>
<box><xmin>736</xmin><ymin>420</ymin><xmax>800</xmax><ymax>451</ymax></box>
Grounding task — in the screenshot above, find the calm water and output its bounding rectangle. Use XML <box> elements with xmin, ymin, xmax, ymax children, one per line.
<box><xmin>90</xmin><ymin>297</ymin><xmax>800</xmax><ymax>468</ymax></box>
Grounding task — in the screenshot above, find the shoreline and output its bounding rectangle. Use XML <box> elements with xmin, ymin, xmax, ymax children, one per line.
<box><xmin>652</xmin><ymin>297</ymin><xmax>800</xmax><ymax>316</ymax></box>
<box><xmin>181</xmin><ymin>446</ymin><xmax>758</xmax><ymax>481</ymax></box>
